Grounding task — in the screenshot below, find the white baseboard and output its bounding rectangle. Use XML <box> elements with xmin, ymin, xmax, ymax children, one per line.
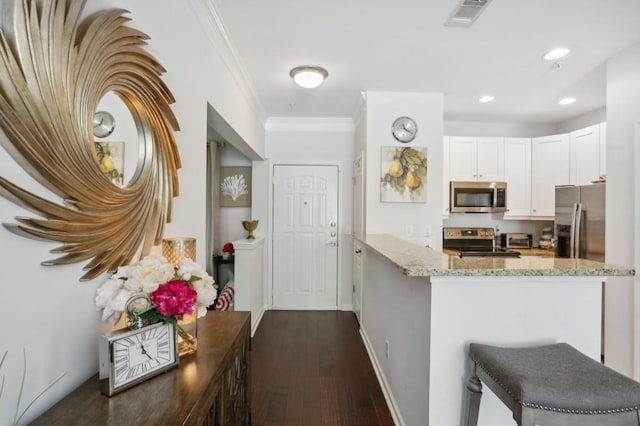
<box><xmin>360</xmin><ymin>328</ymin><xmax>405</xmax><ymax>426</ymax></box>
<box><xmin>341</xmin><ymin>304</ymin><xmax>353</xmax><ymax>311</ymax></box>
<box><xmin>251</xmin><ymin>305</ymin><xmax>266</xmax><ymax>337</ymax></box>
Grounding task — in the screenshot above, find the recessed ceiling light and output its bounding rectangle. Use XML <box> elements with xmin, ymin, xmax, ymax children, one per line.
<box><xmin>478</xmin><ymin>95</ymin><xmax>495</xmax><ymax>103</ymax></box>
<box><xmin>543</xmin><ymin>47</ymin><xmax>570</xmax><ymax>61</ymax></box>
<box><xmin>289</xmin><ymin>65</ymin><xmax>328</xmax><ymax>89</ymax></box>
<box><xmin>558</xmin><ymin>97</ymin><xmax>576</xmax><ymax>105</ymax></box>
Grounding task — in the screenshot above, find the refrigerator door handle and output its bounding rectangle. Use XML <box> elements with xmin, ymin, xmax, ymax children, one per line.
<box><xmin>574</xmin><ymin>203</ymin><xmax>583</xmax><ymax>259</ymax></box>
<box><xmin>569</xmin><ymin>202</ymin><xmax>579</xmax><ymax>258</ymax></box>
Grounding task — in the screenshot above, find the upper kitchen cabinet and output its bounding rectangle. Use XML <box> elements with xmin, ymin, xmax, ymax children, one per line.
<box><xmin>531</xmin><ymin>133</ymin><xmax>570</xmax><ymax>218</ymax></box>
<box><xmin>449</xmin><ymin>137</ymin><xmax>504</xmax><ymax>182</ymax></box>
<box><xmin>503</xmin><ymin>138</ymin><xmax>531</xmax><ymax>218</ymax></box>
<box><xmin>570</xmin><ymin>123</ymin><xmax>605</xmax><ymax>185</ymax></box>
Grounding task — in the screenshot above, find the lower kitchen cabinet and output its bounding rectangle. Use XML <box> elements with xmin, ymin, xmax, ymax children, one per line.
<box><xmin>32</xmin><ymin>312</ymin><xmax>251</xmax><ymax>426</ymax></box>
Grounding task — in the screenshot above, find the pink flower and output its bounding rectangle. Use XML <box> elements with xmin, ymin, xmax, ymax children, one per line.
<box><xmin>150</xmin><ymin>280</ymin><xmax>197</xmax><ymax>318</ymax></box>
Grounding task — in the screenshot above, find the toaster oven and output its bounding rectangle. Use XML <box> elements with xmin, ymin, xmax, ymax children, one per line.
<box><xmin>500</xmin><ymin>233</ymin><xmax>532</xmax><ymax>249</ymax></box>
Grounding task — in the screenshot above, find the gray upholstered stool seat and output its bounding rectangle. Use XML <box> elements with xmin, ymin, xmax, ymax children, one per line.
<box><xmin>465</xmin><ymin>342</ymin><xmax>640</xmax><ymax>426</ymax></box>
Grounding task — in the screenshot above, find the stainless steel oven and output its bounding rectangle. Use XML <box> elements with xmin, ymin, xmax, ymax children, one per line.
<box><xmin>443</xmin><ymin>227</ymin><xmax>520</xmax><ymax>258</ymax></box>
<box><xmin>450</xmin><ymin>181</ymin><xmax>507</xmax><ymax>213</ymax></box>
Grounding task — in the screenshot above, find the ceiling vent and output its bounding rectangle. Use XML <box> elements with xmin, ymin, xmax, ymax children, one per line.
<box><xmin>444</xmin><ymin>0</ymin><xmax>493</xmax><ymax>28</ymax></box>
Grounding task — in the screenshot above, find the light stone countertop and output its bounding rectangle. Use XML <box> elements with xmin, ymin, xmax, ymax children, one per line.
<box><xmin>358</xmin><ymin>234</ymin><xmax>635</xmax><ymax>277</ymax></box>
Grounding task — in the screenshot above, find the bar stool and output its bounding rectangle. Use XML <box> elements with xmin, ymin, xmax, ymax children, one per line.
<box><xmin>465</xmin><ymin>342</ymin><xmax>640</xmax><ymax>426</ymax></box>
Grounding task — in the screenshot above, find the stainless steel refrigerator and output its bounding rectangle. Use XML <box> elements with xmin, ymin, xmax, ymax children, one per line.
<box><xmin>554</xmin><ymin>184</ymin><xmax>605</xmax><ymax>262</ymax></box>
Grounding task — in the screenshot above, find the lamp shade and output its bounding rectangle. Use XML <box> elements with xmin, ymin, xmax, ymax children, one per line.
<box><xmin>289</xmin><ymin>65</ymin><xmax>328</xmax><ymax>89</ymax></box>
<box><xmin>162</xmin><ymin>237</ymin><xmax>196</xmax><ymax>266</ymax></box>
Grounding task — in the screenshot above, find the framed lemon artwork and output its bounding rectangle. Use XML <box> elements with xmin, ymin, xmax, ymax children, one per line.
<box><xmin>95</xmin><ymin>142</ymin><xmax>125</xmax><ymax>187</ymax></box>
<box><xmin>380</xmin><ymin>146</ymin><xmax>428</xmax><ymax>202</ymax></box>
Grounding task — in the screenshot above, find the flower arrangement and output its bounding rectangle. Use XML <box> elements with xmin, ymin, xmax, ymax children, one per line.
<box><xmin>223</xmin><ymin>242</ymin><xmax>234</xmax><ymax>255</ymax></box>
<box><xmin>95</xmin><ymin>255</ymin><xmax>217</xmax><ymax>326</ymax></box>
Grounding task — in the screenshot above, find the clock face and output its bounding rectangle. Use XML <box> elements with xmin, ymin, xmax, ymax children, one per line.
<box><xmin>391</xmin><ymin>116</ymin><xmax>417</xmax><ymax>143</ymax></box>
<box><xmin>110</xmin><ymin>322</ymin><xmax>177</xmax><ymax>390</ymax></box>
<box><xmin>93</xmin><ymin>111</ymin><xmax>115</xmax><ymax>138</ymax></box>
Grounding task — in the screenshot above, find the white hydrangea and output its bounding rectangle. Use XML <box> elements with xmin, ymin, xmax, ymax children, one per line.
<box><xmin>123</xmin><ymin>255</ymin><xmax>175</xmax><ymax>294</ymax></box>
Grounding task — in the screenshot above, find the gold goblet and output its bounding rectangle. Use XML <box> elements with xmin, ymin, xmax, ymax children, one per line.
<box><xmin>242</xmin><ymin>220</ymin><xmax>259</xmax><ymax>240</ymax></box>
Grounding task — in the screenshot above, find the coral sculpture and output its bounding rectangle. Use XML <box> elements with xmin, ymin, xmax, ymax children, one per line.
<box><xmin>221</xmin><ymin>174</ymin><xmax>249</xmax><ymax>201</ymax></box>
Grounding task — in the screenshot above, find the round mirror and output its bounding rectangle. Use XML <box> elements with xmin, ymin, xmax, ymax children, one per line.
<box><xmin>94</xmin><ymin>92</ymin><xmax>141</xmax><ymax>187</ymax></box>
<box><xmin>0</xmin><ymin>1</ymin><xmax>181</xmax><ymax>281</ymax></box>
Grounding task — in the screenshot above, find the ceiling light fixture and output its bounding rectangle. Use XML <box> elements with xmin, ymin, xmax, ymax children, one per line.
<box><xmin>543</xmin><ymin>47</ymin><xmax>570</xmax><ymax>61</ymax></box>
<box><xmin>289</xmin><ymin>65</ymin><xmax>328</xmax><ymax>89</ymax></box>
<box><xmin>558</xmin><ymin>97</ymin><xmax>576</xmax><ymax>105</ymax></box>
<box><xmin>478</xmin><ymin>95</ymin><xmax>495</xmax><ymax>103</ymax></box>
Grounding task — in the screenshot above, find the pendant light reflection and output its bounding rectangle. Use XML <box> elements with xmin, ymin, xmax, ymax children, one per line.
<box><xmin>289</xmin><ymin>65</ymin><xmax>328</xmax><ymax>89</ymax></box>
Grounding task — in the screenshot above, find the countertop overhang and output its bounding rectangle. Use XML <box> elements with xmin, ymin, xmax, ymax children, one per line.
<box><xmin>358</xmin><ymin>234</ymin><xmax>635</xmax><ymax>278</ymax></box>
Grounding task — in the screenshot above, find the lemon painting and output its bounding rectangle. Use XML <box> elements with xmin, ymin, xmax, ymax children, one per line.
<box><xmin>95</xmin><ymin>142</ymin><xmax>125</xmax><ymax>187</ymax></box>
<box><xmin>380</xmin><ymin>146</ymin><xmax>427</xmax><ymax>202</ymax></box>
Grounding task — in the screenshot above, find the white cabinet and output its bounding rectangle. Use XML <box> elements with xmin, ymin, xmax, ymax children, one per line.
<box><xmin>570</xmin><ymin>124</ymin><xmax>601</xmax><ymax>185</ymax></box>
<box><xmin>449</xmin><ymin>137</ymin><xmax>504</xmax><ymax>182</ymax></box>
<box><xmin>503</xmin><ymin>138</ymin><xmax>531</xmax><ymax>218</ymax></box>
<box><xmin>531</xmin><ymin>133</ymin><xmax>570</xmax><ymax>217</ymax></box>
<box><xmin>599</xmin><ymin>122</ymin><xmax>606</xmax><ymax>177</ymax></box>
<box><xmin>443</xmin><ymin>137</ymin><xmax>450</xmax><ymax>216</ymax></box>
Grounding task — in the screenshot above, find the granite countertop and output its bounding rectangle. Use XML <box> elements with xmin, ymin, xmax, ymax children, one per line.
<box><xmin>359</xmin><ymin>234</ymin><xmax>635</xmax><ymax>278</ymax></box>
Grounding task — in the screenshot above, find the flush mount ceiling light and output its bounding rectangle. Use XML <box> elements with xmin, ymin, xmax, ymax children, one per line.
<box><xmin>558</xmin><ymin>97</ymin><xmax>577</xmax><ymax>105</ymax></box>
<box><xmin>289</xmin><ymin>65</ymin><xmax>328</xmax><ymax>89</ymax></box>
<box><xmin>543</xmin><ymin>47</ymin><xmax>570</xmax><ymax>61</ymax></box>
<box><xmin>478</xmin><ymin>95</ymin><xmax>495</xmax><ymax>103</ymax></box>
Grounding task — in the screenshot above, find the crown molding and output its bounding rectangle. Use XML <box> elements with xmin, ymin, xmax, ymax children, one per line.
<box><xmin>265</xmin><ymin>117</ymin><xmax>355</xmax><ymax>132</ymax></box>
<box><xmin>188</xmin><ymin>0</ymin><xmax>267</xmax><ymax>124</ymax></box>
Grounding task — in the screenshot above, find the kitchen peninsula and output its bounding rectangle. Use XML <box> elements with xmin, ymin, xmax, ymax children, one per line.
<box><xmin>357</xmin><ymin>234</ymin><xmax>634</xmax><ymax>426</ymax></box>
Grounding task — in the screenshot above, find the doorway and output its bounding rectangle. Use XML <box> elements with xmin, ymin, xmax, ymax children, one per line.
<box><xmin>272</xmin><ymin>164</ymin><xmax>340</xmax><ymax>309</ymax></box>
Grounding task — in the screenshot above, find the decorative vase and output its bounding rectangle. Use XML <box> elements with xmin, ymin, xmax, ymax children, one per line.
<box><xmin>177</xmin><ymin>312</ymin><xmax>197</xmax><ymax>357</ymax></box>
<box><xmin>242</xmin><ymin>220</ymin><xmax>259</xmax><ymax>240</ymax></box>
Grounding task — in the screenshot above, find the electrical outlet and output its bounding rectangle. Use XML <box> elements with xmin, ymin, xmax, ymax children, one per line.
<box><xmin>405</xmin><ymin>224</ymin><xmax>413</xmax><ymax>236</ymax></box>
<box><xmin>424</xmin><ymin>225</ymin><xmax>431</xmax><ymax>237</ymax></box>
<box><xmin>385</xmin><ymin>339</ymin><xmax>390</xmax><ymax>360</ymax></box>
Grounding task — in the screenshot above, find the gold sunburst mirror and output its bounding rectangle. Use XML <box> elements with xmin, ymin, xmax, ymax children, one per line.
<box><xmin>0</xmin><ymin>0</ymin><xmax>181</xmax><ymax>280</ymax></box>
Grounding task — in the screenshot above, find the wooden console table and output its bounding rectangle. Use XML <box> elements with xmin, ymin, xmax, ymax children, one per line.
<box><xmin>33</xmin><ymin>311</ymin><xmax>251</xmax><ymax>425</ymax></box>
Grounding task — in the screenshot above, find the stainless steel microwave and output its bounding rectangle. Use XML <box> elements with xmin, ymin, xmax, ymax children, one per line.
<box><xmin>450</xmin><ymin>181</ymin><xmax>507</xmax><ymax>213</ymax></box>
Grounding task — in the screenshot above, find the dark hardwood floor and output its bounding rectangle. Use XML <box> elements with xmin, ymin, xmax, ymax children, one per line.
<box><xmin>251</xmin><ymin>311</ymin><xmax>395</xmax><ymax>426</ymax></box>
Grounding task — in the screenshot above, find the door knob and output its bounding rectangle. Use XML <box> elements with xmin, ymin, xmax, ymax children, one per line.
<box><xmin>355</xmin><ymin>249</ymin><xmax>361</xmax><ymax>254</ymax></box>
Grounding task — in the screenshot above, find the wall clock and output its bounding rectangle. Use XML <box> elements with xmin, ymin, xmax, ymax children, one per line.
<box><xmin>391</xmin><ymin>116</ymin><xmax>418</xmax><ymax>143</ymax></box>
<box><xmin>93</xmin><ymin>111</ymin><xmax>116</xmax><ymax>138</ymax></box>
<box><xmin>99</xmin><ymin>321</ymin><xmax>178</xmax><ymax>396</ymax></box>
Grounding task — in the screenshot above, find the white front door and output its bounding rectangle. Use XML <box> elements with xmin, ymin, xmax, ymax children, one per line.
<box><xmin>272</xmin><ymin>165</ymin><xmax>339</xmax><ymax>309</ymax></box>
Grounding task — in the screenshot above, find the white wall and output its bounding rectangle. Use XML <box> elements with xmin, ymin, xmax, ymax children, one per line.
<box><xmin>265</xmin><ymin>119</ymin><xmax>355</xmax><ymax>309</ymax></box>
<box><xmin>0</xmin><ymin>0</ymin><xmax>264</xmax><ymax>423</ymax></box>
<box><xmin>365</xmin><ymin>92</ymin><xmax>444</xmax><ymax>249</ymax></box>
<box><xmin>604</xmin><ymin>42</ymin><xmax>640</xmax><ymax>376</ymax></box>
<box><xmin>444</xmin><ymin>120</ymin><xmax>557</xmax><ymax>138</ymax></box>
<box><xmin>556</xmin><ymin>107</ymin><xmax>607</xmax><ymax>134</ymax></box>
